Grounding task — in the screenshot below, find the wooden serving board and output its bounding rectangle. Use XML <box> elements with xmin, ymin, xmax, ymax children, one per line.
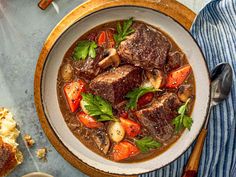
<box><xmin>34</xmin><ymin>0</ymin><xmax>195</xmax><ymax>176</ymax></box>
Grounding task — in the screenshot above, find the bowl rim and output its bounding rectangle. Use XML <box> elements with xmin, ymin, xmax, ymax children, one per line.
<box><xmin>34</xmin><ymin>1</ymin><xmax>210</xmax><ymax>176</ymax></box>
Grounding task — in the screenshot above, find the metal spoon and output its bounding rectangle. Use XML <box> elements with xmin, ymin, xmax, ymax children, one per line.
<box><xmin>182</xmin><ymin>63</ymin><xmax>233</xmax><ymax>177</ymax></box>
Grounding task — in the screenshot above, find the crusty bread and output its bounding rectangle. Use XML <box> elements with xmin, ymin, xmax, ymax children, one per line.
<box><xmin>0</xmin><ymin>108</ymin><xmax>23</xmax><ymax>177</ymax></box>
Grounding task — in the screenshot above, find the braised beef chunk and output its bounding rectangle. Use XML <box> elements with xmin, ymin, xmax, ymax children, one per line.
<box><xmin>76</xmin><ymin>47</ymin><xmax>104</xmax><ymax>80</ymax></box>
<box><xmin>89</xmin><ymin>65</ymin><xmax>142</xmax><ymax>104</ymax></box>
<box><xmin>165</xmin><ymin>51</ymin><xmax>183</xmax><ymax>72</ymax></box>
<box><xmin>118</xmin><ymin>23</ymin><xmax>170</xmax><ymax>70</ymax></box>
<box><xmin>135</xmin><ymin>93</ymin><xmax>181</xmax><ymax>142</ymax></box>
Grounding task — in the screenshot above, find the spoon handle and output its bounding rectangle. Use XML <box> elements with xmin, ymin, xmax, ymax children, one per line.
<box><xmin>182</xmin><ymin>129</ymin><xmax>207</xmax><ymax>177</ymax></box>
<box><xmin>38</xmin><ymin>0</ymin><xmax>53</xmax><ymax>10</ymax></box>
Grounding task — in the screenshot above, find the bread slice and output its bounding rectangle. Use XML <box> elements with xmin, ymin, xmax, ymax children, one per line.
<box><xmin>0</xmin><ymin>108</ymin><xmax>23</xmax><ymax>177</ymax></box>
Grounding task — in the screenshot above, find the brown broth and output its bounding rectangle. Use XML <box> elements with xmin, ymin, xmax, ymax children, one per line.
<box><xmin>57</xmin><ymin>20</ymin><xmax>195</xmax><ymax>162</ymax></box>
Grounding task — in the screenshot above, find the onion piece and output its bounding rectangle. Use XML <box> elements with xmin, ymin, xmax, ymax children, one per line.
<box><xmin>108</xmin><ymin>121</ymin><xmax>125</xmax><ymax>143</ymax></box>
<box><xmin>60</xmin><ymin>63</ymin><xmax>73</xmax><ymax>82</ymax></box>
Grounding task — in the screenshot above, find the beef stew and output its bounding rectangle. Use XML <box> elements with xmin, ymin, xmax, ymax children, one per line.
<box><xmin>57</xmin><ymin>18</ymin><xmax>195</xmax><ymax>162</ymax></box>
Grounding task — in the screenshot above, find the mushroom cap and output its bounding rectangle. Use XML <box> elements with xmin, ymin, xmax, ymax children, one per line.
<box><xmin>98</xmin><ymin>48</ymin><xmax>120</xmax><ymax>69</ymax></box>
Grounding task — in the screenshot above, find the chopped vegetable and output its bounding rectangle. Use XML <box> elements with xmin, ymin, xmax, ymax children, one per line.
<box><xmin>98</xmin><ymin>48</ymin><xmax>120</xmax><ymax>69</ymax></box>
<box><xmin>177</xmin><ymin>84</ymin><xmax>193</xmax><ymax>102</ymax></box>
<box><xmin>146</xmin><ymin>70</ymin><xmax>166</xmax><ymax>90</ymax></box>
<box><xmin>76</xmin><ymin>112</ymin><xmax>103</xmax><ymax>128</ymax></box>
<box><xmin>106</xmin><ymin>30</ymin><xmax>115</xmax><ymax>48</ymax></box>
<box><xmin>113</xmin><ymin>141</ymin><xmax>139</xmax><ymax>161</ymax></box>
<box><xmin>97</xmin><ymin>30</ymin><xmax>115</xmax><ymax>48</ymax></box>
<box><xmin>108</xmin><ymin>121</ymin><xmax>125</xmax><ymax>143</ymax></box>
<box><xmin>124</xmin><ymin>142</ymin><xmax>139</xmax><ymax>155</ymax></box>
<box><xmin>119</xmin><ymin>111</ymin><xmax>128</xmax><ymax>119</ymax></box>
<box><xmin>60</xmin><ymin>63</ymin><xmax>73</xmax><ymax>82</ymax></box>
<box><xmin>135</xmin><ymin>137</ymin><xmax>162</xmax><ymax>153</ymax></box>
<box><xmin>126</xmin><ymin>87</ymin><xmax>156</xmax><ymax>110</ymax></box>
<box><xmin>80</xmin><ymin>99</ymin><xmax>89</xmax><ymax>114</ymax></box>
<box><xmin>114</xmin><ymin>18</ymin><xmax>135</xmax><ymax>47</ymax></box>
<box><xmin>91</xmin><ymin>131</ymin><xmax>110</xmax><ymax>154</ymax></box>
<box><xmin>165</xmin><ymin>65</ymin><xmax>192</xmax><ymax>88</ymax></box>
<box><xmin>97</xmin><ymin>31</ymin><xmax>106</xmax><ymax>47</ymax></box>
<box><xmin>137</xmin><ymin>92</ymin><xmax>154</xmax><ymax>108</ymax></box>
<box><xmin>81</xmin><ymin>93</ymin><xmax>115</xmax><ymax>121</ymax></box>
<box><xmin>172</xmin><ymin>98</ymin><xmax>193</xmax><ymax>132</ymax></box>
<box><xmin>64</xmin><ymin>80</ymin><xmax>85</xmax><ymax>112</ymax></box>
<box><xmin>120</xmin><ymin>117</ymin><xmax>141</xmax><ymax>137</ymax></box>
<box><xmin>87</xmin><ymin>32</ymin><xmax>97</xmax><ymax>41</ymax></box>
<box><xmin>73</xmin><ymin>40</ymin><xmax>97</xmax><ymax>60</ymax></box>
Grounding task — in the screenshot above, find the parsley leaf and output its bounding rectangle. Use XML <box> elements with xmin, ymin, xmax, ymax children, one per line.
<box><xmin>135</xmin><ymin>137</ymin><xmax>162</xmax><ymax>153</ymax></box>
<box><xmin>183</xmin><ymin>115</ymin><xmax>193</xmax><ymax>130</ymax></box>
<box><xmin>125</xmin><ymin>87</ymin><xmax>156</xmax><ymax>110</ymax></box>
<box><xmin>114</xmin><ymin>17</ymin><xmax>135</xmax><ymax>47</ymax></box>
<box><xmin>81</xmin><ymin>93</ymin><xmax>115</xmax><ymax>122</ymax></box>
<box><xmin>172</xmin><ymin>98</ymin><xmax>193</xmax><ymax>132</ymax></box>
<box><xmin>73</xmin><ymin>40</ymin><xmax>97</xmax><ymax>60</ymax></box>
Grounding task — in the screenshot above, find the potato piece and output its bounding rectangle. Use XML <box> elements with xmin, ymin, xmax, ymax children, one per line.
<box><xmin>108</xmin><ymin>121</ymin><xmax>125</xmax><ymax>143</ymax></box>
<box><xmin>61</xmin><ymin>63</ymin><xmax>73</xmax><ymax>82</ymax></box>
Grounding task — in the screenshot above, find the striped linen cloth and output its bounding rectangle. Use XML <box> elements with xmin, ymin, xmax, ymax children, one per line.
<box><xmin>141</xmin><ymin>0</ymin><xmax>236</xmax><ymax>177</ymax></box>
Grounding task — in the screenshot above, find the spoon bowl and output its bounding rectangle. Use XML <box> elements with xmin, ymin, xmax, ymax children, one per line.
<box><xmin>183</xmin><ymin>62</ymin><xmax>233</xmax><ymax>177</ymax></box>
<box><xmin>211</xmin><ymin>63</ymin><xmax>233</xmax><ymax>106</ymax></box>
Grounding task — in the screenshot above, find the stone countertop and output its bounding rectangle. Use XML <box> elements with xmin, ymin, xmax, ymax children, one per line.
<box><xmin>0</xmin><ymin>0</ymin><xmax>209</xmax><ymax>176</ymax></box>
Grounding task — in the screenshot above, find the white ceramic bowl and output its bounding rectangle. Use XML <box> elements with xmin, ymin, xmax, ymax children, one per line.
<box><xmin>22</xmin><ymin>172</ymin><xmax>53</xmax><ymax>177</ymax></box>
<box><xmin>41</xmin><ymin>6</ymin><xmax>210</xmax><ymax>175</ymax></box>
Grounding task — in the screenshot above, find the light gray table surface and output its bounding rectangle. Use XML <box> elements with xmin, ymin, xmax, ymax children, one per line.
<box><xmin>0</xmin><ymin>0</ymin><xmax>210</xmax><ymax>176</ymax></box>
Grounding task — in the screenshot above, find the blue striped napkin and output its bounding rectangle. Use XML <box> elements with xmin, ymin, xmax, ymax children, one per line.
<box><xmin>141</xmin><ymin>0</ymin><xmax>236</xmax><ymax>176</ymax></box>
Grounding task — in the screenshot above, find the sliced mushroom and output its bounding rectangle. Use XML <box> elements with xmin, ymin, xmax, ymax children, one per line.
<box><xmin>98</xmin><ymin>48</ymin><xmax>120</xmax><ymax>69</ymax></box>
<box><xmin>91</xmin><ymin>129</ymin><xmax>110</xmax><ymax>155</ymax></box>
<box><xmin>146</xmin><ymin>69</ymin><xmax>165</xmax><ymax>90</ymax></box>
<box><xmin>177</xmin><ymin>84</ymin><xmax>193</xmax><ymax>102</ymax></box>
<box><xmin>60</xmin><ymin>63</ymin><xmax>73</xmax><ymax>82</ymax></box>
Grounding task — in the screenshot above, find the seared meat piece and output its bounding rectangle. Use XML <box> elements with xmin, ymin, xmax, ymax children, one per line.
<box><xmin>135</xmin><ymin>93</ymin><xmax>181</xmax><ymax>142</ymax></box>
<box><xmin>118</xmin><ymin>23</ymin><xmax>170</xmax><ymax>70</ymax></box>
<box><xmin>165</xmin><ymin>51</ymin><xmax>183</xmax><ymax>72</ymax></box>
<box><xmin>76</xmin><ymin>47</ymin><xmax>104</xmax><ymax>80</ymax></box>
<box><xmin>89</xmin><ymin>65</ymin><xmax>142</xmax><ymax>104</ymax></box>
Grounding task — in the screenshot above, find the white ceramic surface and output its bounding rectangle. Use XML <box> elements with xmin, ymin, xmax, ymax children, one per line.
<box><xmin>41</xmin><ymin>6</ymin><xmax>210</xmax><ymax>175</ymax></box>
<box><xmin>22</xmin><ymin>172</ymin><xmax>53</xmax><ymax>177</ymax></box>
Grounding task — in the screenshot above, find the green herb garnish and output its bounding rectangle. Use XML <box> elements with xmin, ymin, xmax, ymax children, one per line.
<box><xmin>125</xmin><ymin>87</ymin><xmax>156</xmax><ymax>110</ymax></box>
<box><xmin>114</xmin><ymin>17</ymin><xmax>135</xmax><ymax>47</ymax></box>
<box><xmin>172</xmin><ymin>98</ymin><xmax>193</xmax><ymax>132</ymax></box>
<box><xmin>135</xmin><ymin>137</ymin><xmax>162</xmax><ymax>153</ymax></box>
<box><xmin>81</xmin><ymin>93</ymin><xmax>115</xmax><ymax>122</ymax></box>
<box><xmin>73</xmin><ymin>40</ymin><xmax>97</xmax><ymax>60</ymax></box>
